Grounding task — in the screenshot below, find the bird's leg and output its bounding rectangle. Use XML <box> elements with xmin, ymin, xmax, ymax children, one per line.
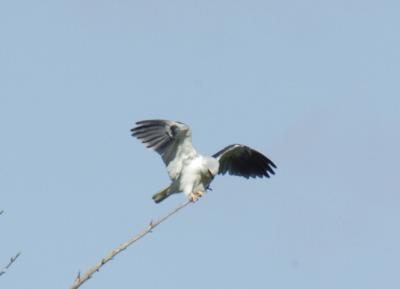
<box><xmin>188</xmin><ymin>191</ymin><xmax>205</xmax><ymax>202</ymax></box>
<box><xmin>188</xmin><ymin>192</ymin><xmax>199</xmax><ymax>202</ymax></box>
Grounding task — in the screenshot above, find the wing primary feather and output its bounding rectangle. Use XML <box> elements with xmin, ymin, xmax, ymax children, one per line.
<box><xmin>131</xmin><ymin>119</ymin><xmax>196</xmax><ymax>166</ymax></box>
<box><xmin>213</xmin><ymin>144</ymin><xmax>276</xmax><ymax>179</ymax></box>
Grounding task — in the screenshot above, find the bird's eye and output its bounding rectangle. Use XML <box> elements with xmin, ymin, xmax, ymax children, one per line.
<box><xmin>170</xmin><ymin>125</ymin><xmax>179</xmax><ymax>136</ymax></box>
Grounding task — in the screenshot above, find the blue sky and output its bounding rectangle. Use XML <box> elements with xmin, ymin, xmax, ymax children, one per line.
<box><xmin>1</xmin><ymin>1</ymin><xmax>399</xmax><ymax>288</ymax></box>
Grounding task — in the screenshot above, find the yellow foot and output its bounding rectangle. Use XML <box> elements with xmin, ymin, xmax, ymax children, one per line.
<box><xmin>189</xmin><ymin>191</ymin><xmax>205</xmax><ymax>202</ymax></box>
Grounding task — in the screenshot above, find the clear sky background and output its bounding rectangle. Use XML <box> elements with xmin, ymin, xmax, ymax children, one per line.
<box><xmin>1</xmin><ymin>1</ymin><xmax>399</xmax><ymax>289</ymax></box>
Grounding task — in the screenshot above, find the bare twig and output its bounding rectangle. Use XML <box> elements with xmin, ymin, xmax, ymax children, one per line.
<box><xmin>0</xmin><ymin>253</ymin><xmax>21</xmax><ymax>277</ymax></box>
<box><xmin>69</xmin><ymin>200</ymin><xmax>191</xmax><ymax>289</ymax></box>
<box><xmin>1</xmin><ymin>210</ymin><xmax>21</xmax><ymax>277</ymax></box>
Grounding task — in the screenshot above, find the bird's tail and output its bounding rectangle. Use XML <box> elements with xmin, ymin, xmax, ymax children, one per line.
<box><xmin>152</xmin><ymin>185</ymin><xmax>173</xmax><ymax>203</ymax></box>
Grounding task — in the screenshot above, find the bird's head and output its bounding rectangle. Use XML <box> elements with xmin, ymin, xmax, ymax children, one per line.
<box><xmin>173</xmin><ymin>121</ymin><xmax>192</xmax><ymax>137</ymax></box>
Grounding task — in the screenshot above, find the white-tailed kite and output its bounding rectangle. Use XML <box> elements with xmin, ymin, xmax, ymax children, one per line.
<box><xmin>131</xmin><ymin>120</ymin><xmax>276</xmax><ymax>203</ymax></box>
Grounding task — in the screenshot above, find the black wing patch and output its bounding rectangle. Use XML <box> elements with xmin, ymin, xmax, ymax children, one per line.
<box><xmin>213</xmin><ymin>144</ymin><xmax>277</xmax><ymax>179</ymax></box>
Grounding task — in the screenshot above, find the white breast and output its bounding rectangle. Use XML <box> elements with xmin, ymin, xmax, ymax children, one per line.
<box><xmin>166</xmin><ymin>138</ymin><xmax>197</xmax><ymax>180</ymax></box>
<box><xmin>179</xmin><ymin>155</ymin><xmax>212</xmax><ymax>196</ymax></box>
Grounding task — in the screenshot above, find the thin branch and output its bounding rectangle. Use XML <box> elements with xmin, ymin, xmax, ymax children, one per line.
<box><xmin>0</xmin><ymin>253</ymin><xmax>21</xmax><ymax>277</ymax></box>
<box><xmin>69</xmin><ymin>200</ymin><xmax>191</xmax><ymax>289</ymax></box>
<box><xmin>1</xmin><ymin>210</ymin><xmax>21</xmax><ymax>277</ymax></box>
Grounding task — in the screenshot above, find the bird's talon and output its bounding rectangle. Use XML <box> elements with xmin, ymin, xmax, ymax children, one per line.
<box><xmin>189</xmin><ymin>191</ymin><xmax>205</xmax><ymax>202</ymax></box>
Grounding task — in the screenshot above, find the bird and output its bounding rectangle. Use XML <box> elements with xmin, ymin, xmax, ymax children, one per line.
<box><xmin>131</xmin><ymin>119</ymin><xmax>276</xmax><ymax>203</ymax></box>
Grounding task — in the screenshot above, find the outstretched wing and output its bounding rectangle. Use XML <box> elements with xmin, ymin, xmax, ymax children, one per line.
<box><xmin>131</xmin><ymin>119</ymin><xmax>194</xmax><ymax>165</ymax></box>
<box><xmin>212</xmin><ymin>144</ymin><xmax>276</xmax><ymax>178</ymax></box>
